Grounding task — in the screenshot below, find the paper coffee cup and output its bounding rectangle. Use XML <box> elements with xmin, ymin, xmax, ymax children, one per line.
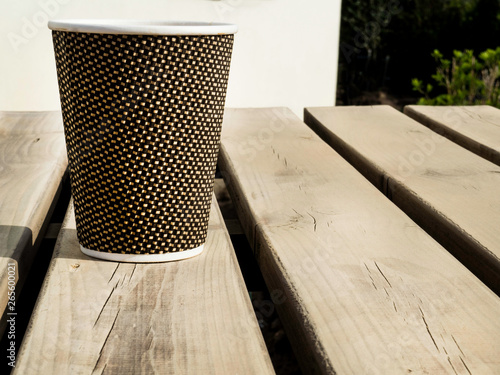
<box><xmin>49</xmin><ymin>20</ymin><xmax>237</xmax><ymax>262</ymax></box>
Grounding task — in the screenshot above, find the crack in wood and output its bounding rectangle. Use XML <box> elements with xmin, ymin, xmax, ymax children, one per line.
<box><xmin>94</xmin><ymin>281</ymin><xmax>119</xmax><ymax>327</ymax></box>
<box><xmin>292</xmin><ymin>208</ymin><xmax>304</xmax><ymax>218</ymax></box>
<box><xmin>364</xmin><ymin>263</ymin><xmax>378</xmax><ymax>290</ymax></box>
<box><xmin>374</xmin><ymin>261</ymin><xmax>392</xmax><ymax>287</ymax></box>
<box><xmin>447</xmin><ymin>356</ymin><xmax>459</xmax><ymax>375</ymax></box>
<box><xmin>368</xmin><ymin>275</ymin><xmax>375</xmax><ymax>283</ymax></box>
<box><xmin>459</xmin><ymin>355</ymin><xmax>472</xmax><ymax>375</ymax></box>
<box><xmin>451</xmin><ymin>334</ymin><xmax>466</xmax><ymax>357</ymax></box>
<box><xmin>306</xmin><ymin>212</ymin><xmax>317</xmax><ymax>232</ymax></box>
<box><xmin>147</xmin><ymin>327</ymin><xmax>155</xmax><ymax>350</ymax></box>
<box><xmin>108</xmin><ymin>264</ymin><xmax>120</xmax><ymax>283</ymax></box>
<box><xmin>271</xmin><ymin>146</ymin><xmax>280</xmax><ymax>160</ymax></box>
<box><xmin>93</xmin><ymin>309</ymin><xmax>121</xmax><ymax>373</ymax></box>
<box><xmin>363</xmin><ymin>263</ymin><xmax>371</xmax><ymax>274</ymax></box>
<box><xmin>119</xmin><ymin>273</ymin><xmax>127</xmax><ymax>287</ymax></box>
<box><xmin>129</xmin><ymin>264</ymin><xmax>137</xmax><ymax>283</ymax></box>
<box><xmin>419</xmin><ymin>306</ymin><xmax>439</xmax><ymax>353</ymax></box>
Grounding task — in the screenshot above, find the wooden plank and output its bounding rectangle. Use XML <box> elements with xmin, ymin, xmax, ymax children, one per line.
<box><xmin>219</xmin><ymin>107</ymin><xmax>500</xmax><ymax>374</ymax></box>
<box><xmin>0</xmin><ymin>111</ymin><xmax>67</xmax><ymax>334</ymax></box>
<box><xmin>14</xmin><ymin>198</ymin><xmax>275</xmax><ymax>375</ymax></box>
<box><xmin>405</xmin><ymin>105</ymin><xmax>500</xmax><ymax>166</ymax></box>
<box><xmin>304</xmin><ymin>105</ymin><xmax>500</xmax><ymax>295</ymax></box>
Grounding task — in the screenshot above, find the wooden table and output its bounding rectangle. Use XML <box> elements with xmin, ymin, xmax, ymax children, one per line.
<box><xmin>3</xmin><ymin>106</ymin><xmax>500</xmax><ymax>374</ymax></box>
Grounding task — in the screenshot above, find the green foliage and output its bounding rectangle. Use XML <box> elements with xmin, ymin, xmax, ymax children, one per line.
<box><xmin>412</xmin><ymin>48</ymin><xmax>500</xmax><ymax>107</ymax></box>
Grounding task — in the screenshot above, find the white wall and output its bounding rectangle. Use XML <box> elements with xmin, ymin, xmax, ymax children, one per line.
<box><xmin>1</xmin><ymin>0</ymin><xmax>341</xmax><ymax>117</ymax></box>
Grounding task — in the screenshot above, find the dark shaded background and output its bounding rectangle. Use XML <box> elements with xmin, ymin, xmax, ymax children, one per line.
<box><xmin>336</xmin><ymin>0</ymin><xmax>500</xmax><ymax>109</ymax></box>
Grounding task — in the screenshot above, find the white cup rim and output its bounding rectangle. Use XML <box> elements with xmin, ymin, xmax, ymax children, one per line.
<box><xmin>48</xmin><ymin>19</ymin><xmax>238</xmax><ymax>35</ymax></box>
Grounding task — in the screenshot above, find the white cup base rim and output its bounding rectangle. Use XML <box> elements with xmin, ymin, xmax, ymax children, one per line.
<box><xmin>80</xmin><ymin>244</ymin><xmax>204</xmax><ymax>263</ymax></box>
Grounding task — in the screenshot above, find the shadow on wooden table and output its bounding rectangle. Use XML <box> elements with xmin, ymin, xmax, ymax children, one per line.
<box><xmin>0</xmin><ymin>225</ymin><xmax>57</xmax><ymax>375</ymax></box>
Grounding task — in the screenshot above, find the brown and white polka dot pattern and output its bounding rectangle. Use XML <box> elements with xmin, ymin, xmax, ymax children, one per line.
<box><xmin>52</xmin><ymin>31</ymin><xmax>234</xmax><ymax>255</ymax></box>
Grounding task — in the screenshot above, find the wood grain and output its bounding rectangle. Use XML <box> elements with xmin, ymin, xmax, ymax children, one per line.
<box><xmin>405</xmin><ymin>105</ymin><xmax>500</xmax><ymax>166</ymax></box>
<box><xmin>14</xmin><ymin>198</ymin><xmax>275</xmax><ymax>375</ymax></box>
<box><xmin>0</xmin><ymin>111</ymin><xmax>67</xmax><ymax>334</ymax></box>
<box><xmin>219</xmin><ymin>107</ymin><xmax>500</xmax><ymax>374</ymax></box>
<box><xmin>305</xmin><ymin>105</ymin><xmax>500</xmax><ymax>295</ymax></box>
